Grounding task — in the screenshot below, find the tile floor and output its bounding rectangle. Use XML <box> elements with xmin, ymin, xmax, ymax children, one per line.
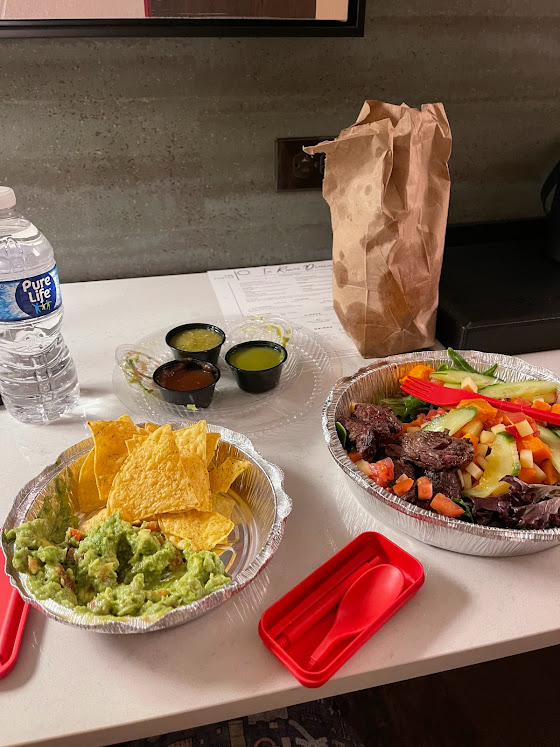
<box><xmin>113</xmin><ymin>644</ymin><xmax>560</xmax><ymax>747</ymax></box>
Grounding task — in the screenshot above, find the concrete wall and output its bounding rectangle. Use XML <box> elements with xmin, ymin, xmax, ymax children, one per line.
<box><xmin>0</xmin><ymin>1</ymin><xmax>559</xmax><ymax>282</ymax></box>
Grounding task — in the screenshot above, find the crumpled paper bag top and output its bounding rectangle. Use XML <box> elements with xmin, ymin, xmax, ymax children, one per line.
<box><xmin>305</xmin><ymin>100</ymin><xmax>452</xmax><ymax>358</ymax></box>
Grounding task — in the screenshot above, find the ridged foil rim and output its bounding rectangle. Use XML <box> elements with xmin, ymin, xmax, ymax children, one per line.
<box><xmin>2</xmin><ymin>424</ymin><xmax>292</xmax><ymax>633</ymax></box>
<box><xmin>323</xmin><ymin>350</ymin><xmax>560</xmax><ymax>549</ymax></box>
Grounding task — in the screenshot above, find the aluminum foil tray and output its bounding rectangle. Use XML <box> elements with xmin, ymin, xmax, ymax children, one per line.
<box><xmin>323</xmin><ymin>350</ymin><xmax>560</xmax><ymax>557</ymax></box>
<box><xmin>2</xmin><ymin>424</ymin><xmax>291</xmax><ymax>633</ymax></box>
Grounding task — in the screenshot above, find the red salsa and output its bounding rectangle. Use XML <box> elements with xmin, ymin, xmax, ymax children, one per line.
<box><xmin>155</xmin><ymin>362</ymin><xmax>216</xmax><ymax>391</ymax></box>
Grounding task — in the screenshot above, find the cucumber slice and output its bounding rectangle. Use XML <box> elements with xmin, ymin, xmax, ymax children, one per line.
<box><xmin>537</xmin><ymin>426</ymin><xmax>560</xmax><ymax>474</ymax></box>
<box><xmin>421</xmin><ymin>406</ymin><xmax>478</xmax><ymax>435</ymax></box>
<box><xmin>479</xmin><ymin>380</ymin><xmax>558</xmax><ymax>400</ymax></box>
<box><xmin>335</xmin><ymin>422</ymin><xmax>347</xmax><ymax>449</ymax></box>
<box><xmin>463</xmin><ymin>431</ymin><xmax>520</xmax><ymax>498</ymax></box>
<box><xmin>430</xmin><ymin>370</ymin><xmax>498</xmax><ymax>388</ymax></box>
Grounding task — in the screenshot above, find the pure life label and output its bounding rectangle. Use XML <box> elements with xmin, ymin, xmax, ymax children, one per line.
<box><xmin>0</xmin><ymin>266</ymin><xmax>61</xmax><ymax>322</ymax></box>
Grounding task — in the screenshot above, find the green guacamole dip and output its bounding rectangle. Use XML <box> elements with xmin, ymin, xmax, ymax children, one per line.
<box><xmin>6</xmin><ymin>505</ymin><xmax>230</xmax><ymax>619</ymax></box>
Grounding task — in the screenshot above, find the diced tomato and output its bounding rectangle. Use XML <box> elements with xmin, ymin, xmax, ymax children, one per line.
<box><xmin>370</xmin><ymin>457</ymin><xmax>395</xmax><ymax>488</ymax></box>
<box><xmin>416</xmin><ymin>476</ymin><xmax>433</xmax><ymax>500</ymax></box>
<box><xmin>144</xmin><ymin>521</ymin><xmax>159</xmax><ymax>533</ymax></box>
<box><xmin>503</xmin><ymin>412</ymin><xmax>538</xmax><ymax>433</ymax></box>
<box><xmin>425</xmin><ymin>408</ymin><xmax>446</xmax><ymax>422</ymax></box>
<box><xmin>484</xmin><ymin>414</ymin><xmax>504</xmax><ymax>429</ymax></box>
<box><xmin>348</xmin><ymin>452</ymin><xmax>362</xmax><ymax>463</ymax></box>
<box><xmin>430</xmin><ymin>493</ymin><xmax>464</xmax><ymax>518</ymax></box>
<box><xmin>511</xmin><ymin>397</ymin><xmax>532</xmax><ymax>407</ymax></box>
<box><xmin>503</xmin><ymin>412</ymin><xmax>526</xmax><ymax>424</ymax></box>
<box><xmin>505</xmin><ymin>423</ymin><xmax>538</xmax><ymax>440</ymax></box>
<box><xmin>393</xmin><ymin>476</ymin><xmax>414</xmax><ymax>496</ymax></box>
<box><xmin>68</xmin><ymin>528</ymin><xmax>83</xmax><ymax>542</ymax></box>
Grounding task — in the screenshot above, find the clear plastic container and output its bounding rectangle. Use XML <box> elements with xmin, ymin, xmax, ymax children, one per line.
<box><xmin>0</xmin><ymin>186</ymin><xmax>79</xmax><ymax>423</ymax></box>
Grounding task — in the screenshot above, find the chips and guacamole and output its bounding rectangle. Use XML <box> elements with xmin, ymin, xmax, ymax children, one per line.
<box><xmin>6</xmin><ymin>418</ymin><xmax>252</xmax><ymax>620</ymax></box>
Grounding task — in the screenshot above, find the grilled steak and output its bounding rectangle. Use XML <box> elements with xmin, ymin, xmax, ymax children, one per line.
<box><xmin>388</xmin><ymin>458</ymin><xmax>417</xmax><ymax>503</ymax></box>
<box><xmin>338</xmin><ymin>416</ymin><xmax>377</xmax><ymax>460</ymax></box>
<box><xmin>339</xmin><ymin>404</ymin><xmax>402</xmax><ymax>461</ymax></box>
<box><xmin>352</xmin><ymin>404</ymin><xmax>402</xmax><ymax>443</ymax></box>
<box><xmin>425</xmin><ymin>469</ymin><xmax>463</xmax><ymax>501</ymax></box>
<box><xmin>391</xmin><ymin>457</ymin><xmax>416</xmax><ymax>482</ymax></box>
<box><xmin>400</xmin><ymin>429</ymin><xmax>474</xmax><ymax>470</ymax></box>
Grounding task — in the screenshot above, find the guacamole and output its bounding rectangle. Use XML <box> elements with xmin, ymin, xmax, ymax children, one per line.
<box><xmin>6</xmin><ymin>507</ymin><xmax>231</xmax><ymax>619</ymax></box>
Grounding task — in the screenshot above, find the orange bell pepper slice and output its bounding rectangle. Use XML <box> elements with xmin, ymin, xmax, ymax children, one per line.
<box><xmin>458</xmin><ymin>399</ymin><xmax>498</xmax><ymax>421</ymax></box>
<box><xmin>532</xmin><ymin>400</ymin><xmax>552</xmax><ymax>412</ymax></box>
<box><xmin>518</xmin><ymin>436</ymin><xmax>552</xmax><ymax>465</ymax></box>
<box><xmin>518</xmin><ymin>467</ymin><xmax>538</xmax><ymax>484</ymax></box>
<box><xmin>399</xmin><ymin>364</ymin><xmax>434</xmax><ymax>385</ymax></box>
<box><xmin>540</xmin><ymin>459</ymin><xmax>560</xmax><ymax>485</ymax></box>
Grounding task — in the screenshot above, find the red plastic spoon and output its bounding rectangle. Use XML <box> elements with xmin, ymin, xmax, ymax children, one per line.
<box><xmin>308</xmin><ymin>564</ymin><xmax>405</xmax><ymax>670</ymax></box>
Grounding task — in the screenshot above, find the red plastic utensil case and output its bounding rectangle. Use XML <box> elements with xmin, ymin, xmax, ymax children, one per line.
<box><xmin>259</xmin><ymin>532</ymin><xmax>424</xmax><ymax>688</ymax></box>
<box><xmin>0</xmin><ymin>542</ymin><xmax>28</xmax><ymax>679</ymax></box>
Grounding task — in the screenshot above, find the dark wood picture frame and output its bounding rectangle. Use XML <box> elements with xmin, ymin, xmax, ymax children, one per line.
<box><xmin>0</xmin><ymin>0</ymin><xmax>365</xmax><ymax>38</ymax></box>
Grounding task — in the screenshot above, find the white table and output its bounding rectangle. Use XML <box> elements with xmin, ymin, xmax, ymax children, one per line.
<box><xmin>1</xmin><ymin>273</ymin><xmax>560</xmax><ymax>747</ymax></box>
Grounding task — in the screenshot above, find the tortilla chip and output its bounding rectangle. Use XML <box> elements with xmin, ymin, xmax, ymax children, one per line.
<box><xmin>117</xmin><ymin>414</ymin><xmax>134</xmax><ymax>423</ymax></box>
<box><xmin>107</xmin><ymin>424</ymin><xmax>211</xmax><ymax>521</ymax></box>
<box><xmin>144</xmin><ymin>422</ymin><xmax>159</xmax><ymax>433</ymax></box>
<box><xmin>80</xmin><ymin>507</ymin><xmax>108</xmax><ymax>533</ymax></box>
<box><xmin>78</xmin><ymin>450</ymin><xmax>104</xmax><ymax>512</ymax></box>
<box><xmin>211</xmin><ymin>492</ymin><xmax>236</xmax><ymax>521</ymax></box>
<box><xmin>158</xmin><ymin>510</ymin><xmax>234</xmax><ymax>552</ymax></box>
<box><xmin>206</xmin><ymin>432</ymin><xmax>221</xmax><ymax>466</ymax></box>
<box><xmin>174</xmin><ymin>420</ymin><xmax>207</xmax><ymax>464</ymax></box>
<box><xmin>126</xmin><ymin>434</ymin><xmax>148</xmax><ymax>455</ymax></box>
<box><xmin>88</xmin><ymin>418</ymin><xmax>143</xmax><ymax>504</ymax></box>
<box><xmin>208</xmin><ymin>457</ymin><xmax>249</xmax><ymax>494</ymax></box>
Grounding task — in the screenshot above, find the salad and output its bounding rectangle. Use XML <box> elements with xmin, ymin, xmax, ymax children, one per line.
<box><xmin>337</xmin><ymin>349</ymin><xmax>560</xmax><ymax>530</ymax></box>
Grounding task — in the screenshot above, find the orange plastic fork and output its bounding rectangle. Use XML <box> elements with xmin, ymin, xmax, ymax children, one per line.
<box><xmin>401</xmin><ymin>377</ymin><xmax>560</xmax><ymax>426</ymax></box>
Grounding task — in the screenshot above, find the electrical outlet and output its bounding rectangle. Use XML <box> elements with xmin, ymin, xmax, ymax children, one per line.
<box><xmin>275</xmin><ymin>137</ymin><xmax>332</xmax><ymax>191</ymax></box>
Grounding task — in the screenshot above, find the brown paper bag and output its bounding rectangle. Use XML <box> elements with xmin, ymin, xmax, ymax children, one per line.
<box><xmin>305</xmin><ymin>100</ymin><xmax>452</xmax><ymax>358</ymax></box>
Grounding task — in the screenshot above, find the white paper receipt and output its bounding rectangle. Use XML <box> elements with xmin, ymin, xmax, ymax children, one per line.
<box><xmin>208</xmin><ymin>260</ymin><xmax>356</xmax><ymax>357</ymax></box>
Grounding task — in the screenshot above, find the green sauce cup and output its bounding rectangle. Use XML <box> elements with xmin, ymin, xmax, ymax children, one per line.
<box><xmin>165</xmin><ymin>323</ymin><xmax>226</xmax><ymax>366</ymax></box>
<box><xmin>225</xmin><ymin>341</ymin><xmax>288</xmax><ymax>394</ymax></box>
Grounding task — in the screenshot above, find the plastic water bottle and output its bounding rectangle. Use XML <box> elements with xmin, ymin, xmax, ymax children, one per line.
<box><xmin>0</xmin><ymin>187</ymin><xmax>79</xmax><ymax>423</ymax></box>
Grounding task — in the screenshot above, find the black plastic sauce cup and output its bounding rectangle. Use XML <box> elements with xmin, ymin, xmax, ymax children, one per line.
<box><xmin>153</xmin><ymin>358</ymin><xmax>220</xmax><ymax>408</ymax></box>
<box><xmin>165</xmin><ymin>323</ymin><xmax>226</xmax><ymax>366</ymax></box>
<box><xmin>225</xmin><ymin>341</ymin><xmax>288</xmax><ymax>394</ymax></box>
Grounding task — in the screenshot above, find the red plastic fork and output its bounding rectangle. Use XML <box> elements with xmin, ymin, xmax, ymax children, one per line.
<box><xmin>401</xmin><ymin>377</ymin><xmax>560</xmax><ymax>426</ymax></box>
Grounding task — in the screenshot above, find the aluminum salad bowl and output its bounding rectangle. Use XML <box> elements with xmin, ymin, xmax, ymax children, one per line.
<box><xmin>2</xmin><ymin>424</ymin><xmax>292</xmax><ymax>633</ymax></box>
<box><xmin>323</xmin><ymin>350</ymin><xmax>560</xmax><ymax>557</ymax></box>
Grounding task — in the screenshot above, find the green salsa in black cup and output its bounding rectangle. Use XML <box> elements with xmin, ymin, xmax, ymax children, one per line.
<box><xmin>153</xmin><ymin>358</ymin><xmax>220</xmax><ymax>408</ymax></box>
<box><xmin>166</xmin><ymin>323</ymin><xmax>226</xmax><ymax>366</ymax></box>
<box><xmin>225</xmin><ymin>341</ymin><xmax>287</xmax><ymax>394</ymax></box>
